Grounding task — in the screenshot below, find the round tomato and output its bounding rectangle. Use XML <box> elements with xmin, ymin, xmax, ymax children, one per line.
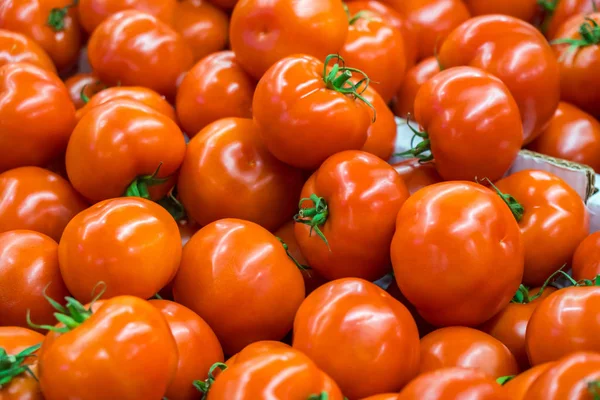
<box><xmin>66</xmin><ymin>99</ymin><xmax>185</xmax><ymax>203</ymax></box>
<box><xmin>0</xmin><ymin>167</ymin><xmax>87</xmax><ymax>242</ymax></box>
<box><xmin>294</xmin><ymin>150</ymin><xmax>409</xmax><ymax>281</ymax></box>
<box><xmin>38</xmin><ymin>295</ymin><xmax>178</xmax><ymax>400</ymax></box>
<box><xmin>293</xmin><ymin>278</ymin><xmax>420</xmax><ymax>399</ymax></box>
<box><xmin>463</xmin><ymin>0</ymin><xmax>540</xmax><ymax>22</ymax></box>
<box><xmin>392</xmin><ymin>158</ymin><xmax>442</xmax><ymax>195</ymax></box>
<box><xmin>392</xmin><ymin>181</ymin><xmax>524</xmax><ymax>327</ymax></box>
<box><xmin>63</xmin><ymin>72</ymin><xmax>105</xmax><ymax>110</ymax></box>
<box><xmin>0</xmin><ymin>29</ymin><xmax>55</xmax><ymax>73</ymax></box>
<box><xmin>176</xmin><ymin>51</ymin><xmax>254</xmax><ymax>137</ymax></box>
<box><xmin>0</xmin><ymin>63</ymin><xmax>75</xmax><ymax>173</ymax></box>
<box><xmin>410</xmin><ymin>66</ymin><xmax>522</xmax><ymax>181</ymax></box>
<box><xmin>573</xmin><ymin>232</ymin><xmax>600</xmax><ymax>281</ymax></box>
<box><xmin>173</xmin><ymin>219</ymin><xmax>305</xmax><ymax>355</ymax></box>
<box><xmin>545</xmin><ymin>0</ymin><xmax>595</xmax><ymax>38</ymax></box>
<box><xmin>493</xmin><ymin>169</ymin><xmax>589</xmax><ymax>286</ymax></box>
<box><xmin>229</xmin><ymin>0</ymin><xmax>348</xmax><ymax>80</ymax></box>
<box><xmin>438</xmin><ymin>15</ymin><xmax>560</xmax><ymax>144</ymax></box>
<box><xmin>150</xmin><ymin>300</ymin><xmax>224</xmax><ymax>400</ymax></box>
<box><xmin>392</xmin><ymin>57</ymin><xmax>440</xmax><ymax>119</ymax></box>
<box><xmin>359</xmin><ymin>83</ymin><xmax>397</xmax><ymax>160</ymax></box>
<box><xmin>87</xmin><ymin>10</ymin><xmax>193</xmax><ymax>98</ymax></box>
<box><xmin>0</xmin><ymin>327</ymin><xmax>44</xmax><ymax>400</ymax></box>
<box><xmin>503</xmin><ymin>362</ymin><xmax>555</xmax><ymax>400</ymax></box>
<box><xmin>78</xmin><ymin>0</ymin><xmax>176</xmax><ymax>33</ymax></box>
<box><xmin>58</xmin><ymin>197</ymin><xmax>182</xmax><ymax>303</ymax></box>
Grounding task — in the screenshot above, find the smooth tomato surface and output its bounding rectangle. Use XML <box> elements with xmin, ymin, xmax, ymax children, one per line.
<box><xmin>392</xmin><ymin>158</ymin><xmax>442</xmax><ymax>195</ymax></box>
<box><xmin>463</xmin><ymin>0</ymin><xmax>539</xmax><ymax>22</ymax></box>
<box><xmin>78</xmin><ymin>0</ymin><xmax>176</xmax><ymax>33</ymax></box>
<box><xmin>572</xmin><ymin>231</ymin><xmax>600</xmax><ymax>281</ymax></box>
<box><xmin>0</xmin><ymin>29</ymin><xmax>56</xmax><ymax>73</ymax></box>
<box><xmin>503</xmin><ymin>362</ymin><xmax>555</xmax><ymax>400</ymax></box>
<box><xmin>545</xmin><ymin>0</ymin><xmax>595</xmax><ymax>38</ymax></box>
<box><xmin>393</xmin><ymin>57</ymin><xmax>440</xmax><ymax>119</ymax></box>
<box><xmin>64</xmin><ymin>72</ymin><xmax>105</xmax><ymax>110</ymax></box>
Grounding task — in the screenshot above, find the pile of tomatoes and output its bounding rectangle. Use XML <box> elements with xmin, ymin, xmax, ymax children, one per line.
<box><xmin>3</xmin><ymin>0</ymin><xmax>600</xmax><ymax>399</ymax></box>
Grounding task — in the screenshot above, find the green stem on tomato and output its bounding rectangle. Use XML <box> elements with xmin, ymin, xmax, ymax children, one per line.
<box><xmin>588</xmin><ymin>380</ymin><xmax>600</xmax><ymax>399</ymax></box>
<box><xmin>551</xmin><ymin>17</ymin><xmax>600</xmax><ymax>58</ymax></box>
<box><xmin>308</xmin><ymin>392</ymin><xmax>330</xmax><ymax>400</ymax></box>
<box><xmin>156</xmin><ymin>186</ymin><xmax>186</xmax><ymax>222</ymax></box>
<box><xmin>0</xmin><ymin>344</ymin><xmax>41</xmax><ymax>386</ymax></box>
<box><xmin>497</xmin><ymin>375</ymin><xmax>515</xmax><ymax>385</ymax></box>
<box><xmin>47</xmin><ymin>0</ymin><xmax>78</xmax><ymax>31</ymax></box>
<box><xmin>276</xmin><ymin>237</ymin><xmax>311</xmax><ymax>272</ymax></box>
<box><xmin>395</xmin><ymin>116</ymin><xmax>433</xmax><ymax>162</ymax></box>
<box><xmin>124</xmin><ymin>162</ymin><xmax>170</xmax><ymax>199</ymax></box>
<box><xmin>294</xmin><ymin>194</ymin><xmax>331</xmax><ymax>251</ymax></box>
<box><xmin>194</xmin><ymin>362</ymin><xmax>228</xmax><ymax>400</ymax></box>
<box><xmin>479</xmin><ymin>178</ymin><xmax>524</xmax><ymax>222</ymax></box>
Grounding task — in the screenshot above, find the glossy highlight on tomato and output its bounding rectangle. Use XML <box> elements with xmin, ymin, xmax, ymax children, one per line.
<box><xmin>0</xmin><ymin>29</ymin><xmax>56</xmax><ymax>73</ymax></box>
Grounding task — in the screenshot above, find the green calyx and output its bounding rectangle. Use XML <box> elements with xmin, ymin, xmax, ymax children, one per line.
<box><xmin>496</xmin><ymin>375</ymin><xmax>515</xmax><ymax>385</ymax></box>
<box><xmin>348</xmin><ymin>10</ymin><xmax>372</xmax><ymax>25</ymax></box>
<box><xmin>47</xmin><ymin>0</ymin><xmax>78</xmax><ymax>31</ymax></box>
<box><xmin>0</xmin><ymin>343</ymin><xmax>41</xmax><ymax>387</ymax></box>
<box><xmin>294</xmin><ymin>194</ymin><xmax>331</xmax><ymax>251</ymax></box>
<box><xmin>396</xmin><ymin>117</ymin><xmax>433</xmax><ymax>162</ymax></box>
<box><xmin>308</xmin><ymin>392</ymin><xmax>329</xmax><ymax>400</ymax></box>
<box><xmin>276</xmin><ymin>237</ymin><xmax>311</xmax><ymax>272</ymax></box>
<box><xmin>480</xmin><ymin>178</ymin><xmax>524</xmax><ymax>222</ymax></box>
<box><xmin>511</xmin><ymin>284</ymin><xmax>532</xmax><ymax>304</ymax></box>
<box><xmin>79</xmin><ymin>81</ymin><xmax>106</xmax><ymax>105</ymax></box>
<box><xmin>156</xmin><ymin>186</ymin><xmax>186</xmax><ymax>221</ymax></box>
<box><xmin>552</xmin><ymin>17</ymin><xmax>600</xmax><ymax>54</ymax></box>
<box><xmin>124</xmin><ymin>162</ymin><xmax>170</xmax><ymax>199</ymax></box>
<box><xmin>193</xmin><ymin>362</ymin><xmax>228</xmax><ymax>400</ymax></box>
<box><xmin>588</xmin><ymin>380</ymin><xmax>600</xmax><ymax>399</ymax></box>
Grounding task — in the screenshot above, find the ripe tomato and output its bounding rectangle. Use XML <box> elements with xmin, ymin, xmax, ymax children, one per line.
<box><xmin>0</xmin><ymin>327</ymin><xmax>44</xmax><ymax>400</ymax></box>
<box><xmin>503</xmin><ymin>362</ymin><xmax>555</xmax><ymax>399</ymax></box>
<box><xmin>78</xmin><ymin>0</ymin><xmax>176</xmax><ymax>33</ymax></box>
<box><xmin>253</xmin><ymin>54</ymin><xmax>371</xmax><ymax>169</ymax></box>
<box><xmin>173</xmin><ymin>219</ymin><xmax>305</xmax><ymax>355</ymax></box>
<box><xmin>438</xmin><ymin>15</ymin><xmax>560</xmax><ymax>144</ymax></box>
<box><xmin>494</xmin><ymin>169</ymin><xmax>589</xmax><ymax>286</ymax></box>
<box><xmin>38</xmin><ymin>295</ymin><xmax>178</xmax><ymax>400</ymax></box>
<box><xmin>392</xmin><ymin>181</ymin><xmax>524</xmax><ymax>327</ymax></box>
<box><xmin>0</xmin><ymin>63</ymin><xmax>75</xmax><ymax>173</ymax></box>
<box><xmin>545</xmin><ymin>0</ymin><xmax>595</xmax><ymax>38</ymax></box>
<box><xmin>0</xmin><ymin>29</ymin><xmax>56</xmax><ymax>73</ymax></box>
<box><xmin>176</xmin><ymin>51</ymin><xmax>254</xmax><ymax>137</ymax></box>
<box><xmin>359</xmin><ymin>84</ymin><xmax>397</xmax><ymax>160</ymax></box>
<box><xmin>58</xmin><ymin>197</ymin><xmax>182</xmax><ymax>303</ymax></box>
<box><xmin>66</xmin><ymin>100</ymin><xmax>185</xmax><ymax>203</ymax></box>
<box><xmin>150</xmin><ymin>300</ymin><xmax>224</xmax><ymax>400</ymax></box>
<box><xmin>386</xmin><ymin>281</ymin><xmax>436</xmax><ymax>337</ymax></box>
<box><xmin>392</xmin><ymin>57</ymin><xmax>440</xmax><ymax>119</ymax></box>
<box><xmin>397</xmin><ymin>367</ymin><xmax>510</xmax><ymax>400</ymax></box>
<box><xmin>526</xmin><ymin>286</ymin><xmax>600</xmax><ymax>365</ymax></box>
<box><xmin>293</xmin><ymin>278</ymin><xmax>420</xmax><ymax>399</ymax></box>
<box><xmin>87</xmin><ymin>10</ymin><xmax>193</xmax><ymax>99</ymax></box>
<box><xmin>392</xmin><ymin>158</ymin><xmax>442</xmax><ymax>195</ymax></box>
<box><xmin>229</xmin><ymin>0</ymin><xmax>348</xmax><ymax>80</ymax></box>
<box><xmin>0</xmin><ymin>0</ymin><xmax>81</xmax><ymax>71</ymax></box>
<box><xmin>63</xmin><ymin>72</ymin><xmax>105</xmax><ymax>110</ymax></box>
<box><xmin>573</xmin><ymin>232</ymin><xmax>600</xmax><ymax>281</ymax></box>
<box><xmin>528</xmin><ymin>102</ymin><xmax>600</xmax><ymax>172</ymax></box>
<box><xmin>0</xmin><ymin>167</ymin><xmax>87</xmax><ymax>242</ymax></box>
<box><xmin>295</xmin><ymin>150</ymin><xmax>409</xmax><ymax>281</ymax></box>
<box><xmin>411</xmin><ymin>66</ymin><xmax>522</xmax><ymax>181</ymax></box>
<box><xmin>174</xmin><ymin>0</ymin><xmax>229</xmax><ymax>62</ymax></box>
<box><xmin>463</xmin><ymin>0</ymin><xmax>540</xmax><ymax>22</ymax></box>
<box><xmin>360</xmin><ymin>395</ymin><xmax>399</xmax><ymax>400</ymax></box>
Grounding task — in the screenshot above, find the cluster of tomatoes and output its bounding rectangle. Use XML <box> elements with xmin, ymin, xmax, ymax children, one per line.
<box><xmin>3</xmin><ymin>0</ymin><xmax>600</xmax><ymax>399</ymax></box>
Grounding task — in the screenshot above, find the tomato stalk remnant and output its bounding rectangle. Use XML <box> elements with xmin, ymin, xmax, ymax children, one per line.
<box><xmin>308</xmin><ymin>392</ymin><xmax>329</xmax><ymax>400</ymax></box>
<box><xmin>276</xmin><ymin>237</ymin><xmax>311</xmax><ymax>272</ymax></box>
<box><xmin>0</xmin><ymin>344</ymin><xmax>40</xmax><ymax>387</ymax></box>
<box><xmin>480</xmin><ymin>177</ymin><xmax>524</xmax><ymax>222</ymax></box>
<box><xmin>47</xmin><ymin>0</ymin><xmax>78</xmax><ymax>31</ymax></box>
<box><xmin>124</xmin><ymin>162</ymin><xmax>169</xmax><ymax>199</ymax></box>
<box><xmin>397</xmin><ymin>117</ymin><xmax>433</xmax><ymax>162</ymax></box>
<box><xmin>496</xmin><ymin>375</ymin><xmax>515</xmax><ymax>385</ymax></box>
<box><xmin>552</xmin><ymin>17</ymin><xmax>600</xmax><ymax>56</ymax></box>
<box><xmin>194</xmin><ymin>362</ymin><xmax>228</xmax><ymax>400</ymax></box>
<box><xmin>294</xmin><ymin>194</ymin><xmax>331</xmax><ymax>250</ymax></box>
<box><xmin>589</xmin><ymin>380</ymin><xmax>600</xmax><ymax>399</ymax></box>
<box><xmin>157</xmin><ymin>186</ymin><xmax>186</xmax><ymax>221</ymax></box>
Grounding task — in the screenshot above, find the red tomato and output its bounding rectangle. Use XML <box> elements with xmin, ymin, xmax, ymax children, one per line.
<box><xmin>207</xmin><ymin>0</ymin><xmax>237</xmax><ymax>10</ymax></box>
<box><xmin>0</xmin><ymin>63</ymin><xmax>75</xmax><ymax>173</ymax></box>
<box><xmin>0</xmin><ymin>167</ymin><xmax>87</xmax><ymax>242</ymax></box>
<box><xmin>439</xmin><ymin>15</ymin><xmax>560</xmax><ymax>144</ymax></box>
<box><xmin>463</xmin><ymin>0</ymin><xmax>540</xmax><ymax>22</ymax></box>
<box><xmin>573</xmin><ymin>232</ymin><xmax>600</xmax><ymax>281</ymax></box>
<box><xmin>253</xmin><ymin>55</ymin><xmax>371</xmax><ymax>169</ymax></box>
<box><xmin>150</xmin><ymin>300</ymin><xmax>224</xmax><ymax>400</ymax></box>
<box><xmin>359</xmin><ymin>83</ymin><xmax>398</xmax><ymax>160</ymax></box>
<box><xmin>545</xmin><ymin>0</ymin><xmax>595</xmax><ymax>38</ymax></box>
<box><xmin>503</xmin><ymin>362</ymin><xmax>555</xmax><ymax>400</ymax></box>
<box><xmin>526</xmin><ymin>286</ymin><xmax>600</xmax><ymax>365</ymax></box>
<box><xmin>294</xmin><ymin>150</ymin><xmax>409</xmax><ymax>281</ymax></box>
<box><xmin>66</xmin><ymin>100</ymin><xmax>185</xmax><ymax>203</ymax></box>
<box><xmin>58</xmin><ymin>197</ymin><xmax>182</xmax><ymax>303</ymax></box>
<box><xmin>391</xmin><ymin>181</ymin><xmax>524</xmax><ymax>327</ymax></box>
<box><xmin>173</xmin><ymin>219</ymin><xmax>305</xmax><ymax>355</ymax></box>
<box><xmin>229</xmin><ymin>0</ymin><xmax>348</xmax><ymax>80</ymax></box>
<box><xmin>176</xmin><ymin>51</ymin><xmax>255</xmax><ymax>137</ymax></box>
<box><xmin>392</xmin><ymin>57</ymin><xmax>440</xmax><ymax>119</ymax></box>
<box><xmin>38</xmin><ymin>295</ymin><xmax>178</xmax><ymax>400</ymax></box>
<box><xmin>386</xmin><ymin>280</ymin><xmax>436</xmax><ymax>337</ymax></box>
<box><xmin>0</xmin><ymin>327</ymin><xmax>44</xmax><ymax>400</ymax></box>
<box><xmin>293</xmin><ymin>278</ymin><xmax>420</xmax><ymax>399</ymax></box>
<box><xmin>0</xmin><ymin>29</ymin><xmax>56</xmax><ymax>73</ymax></box>
<box><xmin>528</xmin><ymin>102</ymin><xmax>600</xmax><ymax>172</ymax></box>
<box><xmin>78</xmin><ymin>0</ymin><xmax>176</xmax><ymax>33</ymax></box>
<box><xmin>87</xmin><ymin>10</ymin><xmax>193</xmax><ymax>98</ymax></box>
<box><xmin>411</xmin><ymin>66</ymin><xmax>522</xmax><ymax>181</ymax></box>
<box><xmin>63</xmin><ymin>72</ymin><xmax>105</xmax><ymax>110</ymax></box>
<box><xmin>392</xmin><ymin>158</ymin><xmax>443</xmax><ymax>195</ymax></box>
<box><xmin>360</xmin><ymin>395</ymin><xmax>399</xmax><ymax>400</ymax></box>
<box><xmin>494</xmin><ymin>169</ymin><xmax>589</xmax><ymax>286</ymax></box>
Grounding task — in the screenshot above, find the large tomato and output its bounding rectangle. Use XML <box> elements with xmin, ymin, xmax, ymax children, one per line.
<box><xmin>438</xmin><ymin>15</ymin><xmax>560</xmax><ymax>144</ymax></box>
<box><xmin>294</xmin><ymin>150</ymin><xmax>409</xmax><ymax>281</ymax></box>
<box><xmin>392</xmin><ymin>158</ymin><xmax>442</xmax><ymax>195</ymax></box>
<box><xmin>293</xmin><ymin>278</ymin><xmax>420</xmax><ymax>399</ymax></box>
<box><xmin>463</xmin><ymin>0</ymin><xmax>540</xmax><ymax>22</ymax></box>
<box><xmin>77</xmin><ymin>0</ymin><xmax>176</xmax><ymax>33</ymax></box>
<box><xmin>0</xmin><ymin>29</ymin><xmax>56</xmax><ymax>73</ymax></box>
<box><xmin>572</xmin><ymin>231</ymin><xmax>600</xmax><ymax>281</ymax></box>
<box><xmin>63</xmin><ymin>72</ymin><xmax>105</xmax><ymax>110</ymax></box>
<box><xmin>545</xmin><ymin>0</ymin><xmax>595</xmax><ymax>38</ymax></box>
<box><xmin>0</xmin><ymin>63</ymin><xmax>75</xmax><ymax>173</ymax></box>
<box><xmin>0</xmin><ymin>327</ymin><xmax>44</xmax><ymax>400</ymax></box>
<box><xmin>392</xmin><ymin>57</ymin><xmax>440</xmax><ymax>119</ymax></box>
<box><xmin>391</xmin><ymin>181</ymin><xmax>524</xmax><ymax>327</ymax></box>
<box><xmin>503</xmin><ymin>362</ymin><xmax>555</xmax><ymax>399</ymax></box>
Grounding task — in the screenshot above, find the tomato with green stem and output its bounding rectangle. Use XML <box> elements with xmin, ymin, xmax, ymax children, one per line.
<box><xmin>64</xmin><ymin>73</ymin><xmax>105</xmax><ymax>110</ymax></box>
<box><xmin>392</xmin><ymin>158</ymin><xmax>442</xmax><ymax>195</ymax></box>
<box><xmin>503</xmin><ymin>362</ymin><xmax>555</xmax><ymax>399</ymax></box>
<box><xmin>392</xmin><ymin>57</ymin><xmax>440</xmax><ymax>119</ymax></box>
<box><xmin>0</xmin><ymin>327</ymin><xmax>44</xmax><ymax>400</ymax></box>
<box><xmin>0</xmin><ymin>29</ymin><xmax>56</xmax><ymax>73</ymax></box>
<box><xmin>545</xmin><ymin>0</ymin><xmax>596</xmax><ymax>39</ymax></box>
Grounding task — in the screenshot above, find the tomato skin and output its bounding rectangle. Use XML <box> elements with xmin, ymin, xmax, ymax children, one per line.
<box><xmin>392</xmin><ymin>57</ymin><xmax>440</xmax><ymax>119</ymax></box>
<box><xmin>295</xmin><ymin>150</ymin><xmax>409</xmax><ymax>281</ymax></box>
<box><xmin>392</xmin><ymin>158</ymin><xmax>442</xmax><ymax>195</ymax></box>
<box><xmin>495</xmin><ymin>169</ymin><xmax>589</xmax><ymax>286</ymax></box>
<box><xmin>58</xmin><ymin>197</ymin><xmax>182</xmax><ymax>303</ymax></box>
<box><xmin>173</xmin><ymin>219</ymin><xmax>305</xmax><ymax>355</ymax></box>
<box><xmin>546</xmin><ymin>0</ymin><xmax>594</xmax><ymax>39</ymax></box>
<box><xmin>149</xmin><ymin>300</ymin><xmax>224</xmax><ymax>400</ymax></box>
<box><xmin>386</xmin><ymin>281</ymin><xmax>436</xmax><ymax>337</ymax></box>
<box><xmin>66</xmin><ymin>99</ymin><xmax>185</xmax><ymax>203</ymax></box>
<box><xmin>176</xmin><ymin>51</ymin><xmax>254</xmax><ymax>137</ymax></box>
<box><xmin>207</xmin><ymin>0</ymin><xmax>237</xmax><ymax>9</ymax></box>
<box><xmin>414</xmin><ymin>66</ymin><xmax>522</xmax><ymax>181</ymax></box>
<box><xmin>0</xmin><ymin>29</ymin><xmax>56</xmax><ymax>73</ymax></box>
<box><xmin>229</xmin><ymin>0</ymin><xmax>348</xmax><ymax>80</ymax></box>
<box><xmin>38</xmin><ymin>296</ymin><xmax>178</xmax><ymax>400</ymax></box>
<box><xmin>503</xmin><ymin>362</ymin><xmax>555</xmax><ymax>400</ymax></box>
<box><xmin>359</xmin><ymin>395</ymin><xmax>399</xmax><ymax>400</ymax></box>
<box><xmin>253</xmin><ymin>55</ymin><xmax>371</xmax><ymax>169</ymax></box>
<box><xmin>439</xmin><ymin>15</ymin><xmax>560</xmax><ymax>144</ymax></box>
<box><xmin>572</xmin><ymin>232</ymin><xmax>600</xmax><ymax>281</ymax></box>
<box><xmin>391</xmin><ymin>181</ymin><xmax>524</xmax><ymax>327</ymax></box>
<box><xmin>0</xmin><ymin>327</ymin><xmax>44</xmax><ymax>400</ymax></box>
<box><xmin>463</xmin><ymin>0</ymin><xmax>539</xmax><ymax>22</ymax></box>
<box><xmin>0</xmin><ymin>63</ymin><xmax>76</xmax><ymax>173</ymax></box>
<box><xmin>88</xmin><ymin>10</ymin><xmax>193</xmax><ymax>99</ymax></box>
<box><xmin>0</xmin><ymin>167</ymin><xmax>87</xmax><ymax>242</ymax></box>
<box><xmin>359</xmin><ymin>84</ymin><xmax>397</xmax><ymax>160</ymax></box>
<box><xmin>64</xmin><ymin>73</ymin><xmax>105</xmax><ymax>110</ymax></box>
<box><xmin>293</xmin><ymin>278</ymin><xmax>420</xmax><ymax>399</ymax></box>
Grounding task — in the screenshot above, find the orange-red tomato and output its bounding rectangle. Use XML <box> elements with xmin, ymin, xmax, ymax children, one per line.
<box><xmin>573</xmin><ymin>232</ymin><xmax>600</xmax><ymax>281</ymax></box>
<box><xmin>176</xmin><ymin>51</ymin><xmax>255</xmax><ymax>137</ymax></box>
<box><xmin>392</xmin><ymin>57</ymin><xmax>440</xmax><ymax>119</ymax></box>
<box><xmin>78</xmin><ymin>0</ymin><xmax>176</xmax><ymax>33</ymax></box>
<box><xmin>0</xmin><ymin>0</ymin><xmax>81</xmax><ymax>71</ymax></box>
<box><xmin>174</xmin><ymin>0</ymin><xmax>229</xmax><ymax>62</ymax></box>
<box><xmin>545</xmin><ymin>0</ymin><xmax>595</xmax><ymax>39</ymax></box>
<box><xmin>439</xmin><ymin>15</ymin><xmax>560</xmax><ymax>144</ymax></box>
<box><xmin>392</xmin><ymin>158</ymin><xmax>443</xmax><ymax>195</ymax></box>
<box><xmin>295</xmin><ymin>150</ymin><xmax>409</xmax><ymax>281</ymax></box>
<box><xmin>0</xmin><ymin>327</ymin><xmax>44</xmax><ymax>400</ymax></box>
<box><xmin>413</xmin><ymin>66</ymin><xmax>522</xmax><ymax>181</ymax></box>
<box><xmin>293</xmin><ymin>278</ymin><xmax>420</xmax><ymax>399</ymax></box>
<box><xmin>63</xmin><ymin>72</ymin><xmax>105</xmax><ymax>110</ymax></box>
<box><xmin>0</xmin><ymin>63</ymin><xmax>75</xmax><ymax>173</ymax></box>
<box><xmin>463</xmin><ymin>0</ymin><xmax>540</xmax><ymax>22</ymax></box>
<box><xmin>58</xmin><ymin>197</ymin><xmax>182</xmax><ymax>303</ymax></box>
<box><xmin>494</xmin><ymin>169</ymin><xmax>589</xmax><ymax>286</ymax></box>
<box><xmin>359</xmin><ymin>395</ymin><xmax>399</xmax><ymax>400</ymax></box>
<box><xmin>38</xmin><ymin>296</ymin><xmax>178</xmax><ymax>400</ymax></box>
<box><xmin>359</xmin><ymin>84</ymin><xmax>397</xmax><ymax>160</ymax></box>
<box><xmin>229</xmin><ymin>0</ymin><xmax>349</xmax><ymax>80</ymax></box>
<box><xmin>392</xmin><ymin>181</ymin><xmax>524</xmax><ymax>327</ymax></box>
<box><xmin>0</xmin><ymin>29</ymin><xmax>56</xmax><ymax>73</ymax></box>
<box><xmin>503</xmin><ymin>362</ymin><xmax>555</xmax><ymax>400</ymax></box>
<box><xmin>66</xmin><ymin>100</ymin><xmax>185</xmax><ymax>203</ymax></box>
<box><xmin>0</xmin><ymin>167</ymin><xmax>88</xmax><ymax>242</ymax></box>
<box><xmin>150</xmin><ymin>300</ymin><xmax>224</xmax><ymax>400</ymax></box>
<box><xmin>173</xmin><ymin>219</ymin><xmax>305</xmax><ymax>355</ymax></box>
<box><xmin>88</xmin><ymin>10</ymin><xmax>193</xmax><ymax>99</ymax></box>
<box><xmin>386</xmin><ymin>280</ymin><xmax>436</xmax><ymax>337</ymax></box>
